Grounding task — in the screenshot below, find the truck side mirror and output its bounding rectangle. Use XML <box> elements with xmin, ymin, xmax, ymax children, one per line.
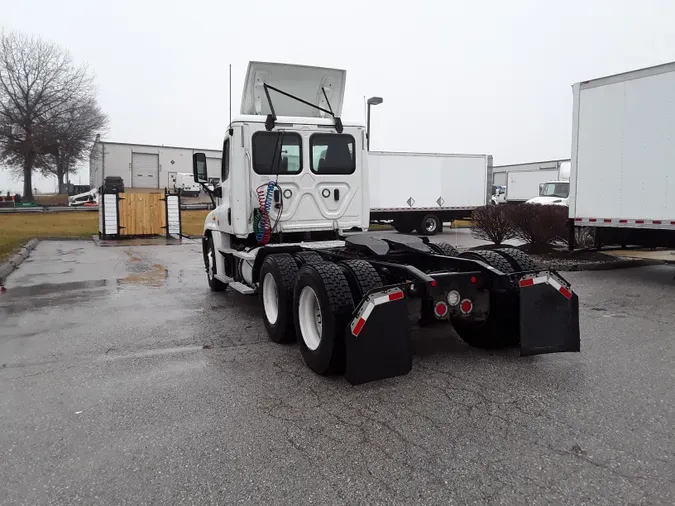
<box><xmin>193</xmin><ymin>153</ymin><xmax>208</xmax><ymax>183</ymax></box>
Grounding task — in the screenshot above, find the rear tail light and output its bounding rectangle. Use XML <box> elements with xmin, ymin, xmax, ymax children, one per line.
<box><xmin>434</xmin><ymin>301</ymin><xmax>448</xmax><ymax>318</ymax></box>
<box><xmin>460</xmin><ymin>299</ymin><xmax>473</xmax><ymax>315</ymax></box>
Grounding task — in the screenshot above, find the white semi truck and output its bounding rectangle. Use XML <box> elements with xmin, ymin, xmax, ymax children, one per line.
<box><xmin>193</xmin><ymin>61</ymin><xmax>580</xmax><ymax>384</ymax></box>
<box><xmin>367</xmin><ymin>151</ymin><xmax>491</xmax><ymax>235</ymax></box>
<box><xmin>568</xmin><ymin>61</ymin><xmax>675</xmax><ymax>249</ymax></box>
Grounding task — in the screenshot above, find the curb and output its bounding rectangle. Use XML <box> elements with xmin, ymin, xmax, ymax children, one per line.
<box><xmin>540</xmin><ymin>258</ymin><xmax>663</xmax><ymax>272</ymax></box>
<box><xmin>0</xmin><ymin>238</ymin><xmax>39</xmax><ymax>283</ymax></box>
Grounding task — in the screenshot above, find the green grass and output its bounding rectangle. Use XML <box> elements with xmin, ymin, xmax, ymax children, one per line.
<box><xmin>0</xmin><ymin>210</ymin><xmax>210</xmax><ymax>262</ymax></box>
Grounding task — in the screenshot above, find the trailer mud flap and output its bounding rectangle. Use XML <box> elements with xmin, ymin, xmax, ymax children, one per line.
<box><xmin>345</xmin><ymin>288</ymin><xmax>412</xmax><ymax>385</ymax></box>
<box><xmin>519</xmin><ymin>273</ymin><xmax>580</xmax><ymax>356</ymax></box>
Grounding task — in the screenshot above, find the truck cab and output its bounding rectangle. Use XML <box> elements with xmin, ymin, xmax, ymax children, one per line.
<box><xmin>193</xmin><ymin>61</ymin><xmax>368</xmax><ymax>291</ymax></box>
<box><xmin>526</xmin><ymin>180</ymin><xmax>570</xmax><ymax>206</ymax></box>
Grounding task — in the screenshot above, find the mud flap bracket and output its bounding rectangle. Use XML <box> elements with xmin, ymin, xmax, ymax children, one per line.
<box><xmin>345</xmin><ymin>287</ymin><xmax>412</xmax><ymax>385</ymax></box>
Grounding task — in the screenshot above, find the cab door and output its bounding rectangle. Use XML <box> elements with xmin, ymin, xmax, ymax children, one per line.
<box><xmin>213</xmin><ymin>137</ymin><xmax>233</xmax><ymax>234</ymax></box>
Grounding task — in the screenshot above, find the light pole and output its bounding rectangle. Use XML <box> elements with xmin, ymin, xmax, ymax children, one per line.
<box><xmin>366</xmin><ymin>96</ymin><xmax>383</xmax><ymax>151</ymax></box>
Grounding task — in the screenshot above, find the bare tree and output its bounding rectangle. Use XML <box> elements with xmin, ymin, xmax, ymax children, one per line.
<box><xmin>0</xmin><ymin>30</ymin><xmax>103</xmax><ymax>201</ymax></box>
<box><xmin>38</xmin><ymin>98</ymin><xmax>108</xmax><ymax>193</ymax></box>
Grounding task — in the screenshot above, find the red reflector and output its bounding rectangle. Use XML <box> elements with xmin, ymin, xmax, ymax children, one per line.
<box><xmin>653</xmin><ymin>220</ymin><xmax>662</xmax><ymax>224</ymax></box>
<box><xmin>470</xmin><ymin>276</ymin><xmax>477</xmax><ymax>284</ymax></box>
<box><xmin>430</xmin><ymin>280</ymin><xmax>437</xmax><ymax>287</ymax></box>
<box><xmin>460</xmin><ymin>299</ymin><xmax>473</xmax><ymax>314</ymax></box>
<box><xmin>636</xmin><ymin>220</ymin><xmax>644</xmax><ymax>224</ymax></box>
<box><xmin>559</xmin><ymin>286</ymin><xmax>572</xmax><ymax>300</ymax></box>
<box><xmin>352</xmin><ymin>318</ymin><xmax>366</xmax><ymax>336</ymax></box>
<box><xmin>589</xmin><ymin>218</ymin><xmax>597</xmax><ymax>222</ymax></box>
<box><xmin>389</xmin><ymin>291</ymin><xmax>404</xmax><ymax>301</ymax></box>
<box><xmin>575</xmin><ymin>218</ymin><xmax>582</xmax><ymax>222</ymax></box>
<box><xmin>603</xmin><ymin>219</ymin><xmax>611</xmax><ymax>223</ymax></box>
<box><xmin>671</xmin><ymin>221</ymin><xmax>675</xmax><ymax>225</ymax></box>
<box><xmin>434</xmin><ymin>302</ymin><xmax>448</xmax><ymax>317</ymax></box>
<box><xmin>519</xmin><ymin>278</ymin><xmax>534</xmax><ymax>288</ymax></box>
<box><xmin>619</xmin><ymin>219</ymin><xmax>628</xmax><ymax>223</ymax></box>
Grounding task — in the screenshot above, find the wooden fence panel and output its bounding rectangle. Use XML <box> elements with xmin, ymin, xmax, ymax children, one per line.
<box><xmin>118</xmin><ymin>193</ymin><xmax>166</xmax><ymax>236</ymax></box>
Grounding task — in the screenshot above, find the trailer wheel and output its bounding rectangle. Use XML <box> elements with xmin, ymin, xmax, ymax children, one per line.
<box><xmin>418</xmin><ymin>214</ymin><xmax>441</xmax><ymax>236</ymax></box>
<box><xmin>493</xmin><ymin>247</ymin><xmax>539</xmax><ymax>273</ymax></box>
<box><xmin>429</xmin><ymin>241</ymin><xmax>459</xmax><ymax>257</ymax></box>
<box><xmin>294</xmin><ymin>262</ymin><xmax>354</xmax><ymax>375</ymax></box>
<box><xmin>204</xmin><ymin>235</ymin><xmax>227</xmax><ymax>292</ymax></box>
<box><xmin>339</xmin><ymin>260</ymin><xmax>383</xmax><ymax>301</ymax></box>
<box><xmin>459</xmin><ymin>250</ymin><xmax>515</xmax><ymax>275</ymax></box>
<box><xmin>259</xmin><ymin>253</ymin><xmax>299</xmax><ymax>343</ymax></box>
<box><xmin>294</xmin><ymin>250</ymin><xmax>323</xmax><ymax>266</ymax></box>
<box><xmin>393</xmin><ymin>218</ymin><xmax>415</xmax><ymax>234</ymax></box>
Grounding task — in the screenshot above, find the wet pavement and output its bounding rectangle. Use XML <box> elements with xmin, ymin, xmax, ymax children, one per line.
<box><xmin>1</xmin><ymin>240</ymin><xmax>674</xmax><ymax>505</ymax></box>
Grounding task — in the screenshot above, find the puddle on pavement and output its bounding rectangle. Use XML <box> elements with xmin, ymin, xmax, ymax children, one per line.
<box><xmin>1</xmin><ymin>279</ymin><xmax>110</xmax><ymax>297</ymax></box>
<box><xmin>118</xmin><ymin>263</ymin><xmax>168</xmax><ymax>287</ymax></box>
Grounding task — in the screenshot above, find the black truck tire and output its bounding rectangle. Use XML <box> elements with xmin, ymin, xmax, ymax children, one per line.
<box><xmin>493</xmin><ymin>247</ymin><xmax>539</xmax><ymax>273</ymax></box>
<box><xmin>294</xmin><ymin>262</ymin><xmax>355</xmax><ymax>375</ymax></box>
<box><xmin>294</xmin><ymin>250</ymin><xmax>323</xmax><ymax>266</ymax></box>
<box><xmin>393</xmin><ymin>218</ymin><xmax>415</xmax><ymax>234</ymax></box>
<box><xmin>339</xmin><ymin>260</ymin><xmax>383</xmax><ymax>301</ymax></box>
<box><xmin>453</xmin><ymin>249</ymin><xmax>519</xmax><ymax>348</ymax></box>
<box><xmin>204</xmin><ymin>235</ymin><xmax>227</xmax><ymax>292</ymax></box>
<box><xmin>459</xmin><ymin>250</ymin><xmax>515</xmax><ymax>275</ymax></box>
<box><xmin>429</xmin><ymin>242</ymin><xmax>459</xmax><ymax>257</ymax></box>
<box><xmin>418</xmin><ymin>214</ymin><xmax>442</xmax><ymax>236</ymax></box>
<box><xmin>259</xmin><ymin>253</ymin><xmax>299</xmax><ymax>343</ymax></box>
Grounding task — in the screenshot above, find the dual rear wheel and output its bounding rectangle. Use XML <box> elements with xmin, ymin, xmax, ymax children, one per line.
<box><xmin>259</xmin><ymin>254</ymin><xmax>381</xmax><ymax>375</ymax></box>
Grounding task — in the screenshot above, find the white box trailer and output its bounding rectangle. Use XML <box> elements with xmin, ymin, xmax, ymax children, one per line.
<box><xmin>505</xmin><ymin>169</ymin><xmax>559</xmax><ymax>203</ymax></box>
<box><xmin>368</xmin><ymin>151</ymin><xmax>492</xmax><ymax>235</ymax></box>
<box><xmin>569</xmin><ymin>61</ymin><xmax>675</xmax><ymax>249</ymax></box>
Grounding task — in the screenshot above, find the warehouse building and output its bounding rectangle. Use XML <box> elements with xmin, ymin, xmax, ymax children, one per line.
<box><xmin>492</xmin><ymin>158</ymin><xmax>570</xmax><ymax>187</ymax></box>
<box><xmin>90</xmin><ymin>136</ymin><xmax>222</xmax><ymax>190</ymax></box>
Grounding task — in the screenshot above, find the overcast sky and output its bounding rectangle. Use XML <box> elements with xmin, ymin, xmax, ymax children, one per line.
<box><xmin>2</xmin><ymin>0</ymin><xmax>675</xmax><ymax>193</ymax></box>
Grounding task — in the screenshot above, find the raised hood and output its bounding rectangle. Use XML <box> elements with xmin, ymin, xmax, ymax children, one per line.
<box><xmin>240</xmin><ymin>61</ymin><xmax>346</xmax><ymax>118</ymax></box>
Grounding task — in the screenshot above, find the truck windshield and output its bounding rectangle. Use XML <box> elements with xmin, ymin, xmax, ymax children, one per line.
<box><xmin>310</xmin><ymin>134</ymin><xmax>355</xmax><ymax>174</ymax></box>
<box><xmin>252</xmin><ymin>132</ymin><xmax>302</xmax><ymax>174</ymax></box>
<box><xmin>540</xmin><ymin>182</ymin><xmax>569</xmax><ymax>198</ymax></box>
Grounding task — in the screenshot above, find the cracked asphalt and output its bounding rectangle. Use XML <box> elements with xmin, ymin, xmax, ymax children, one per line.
<box><xmin>1</xmin><ymin>239</ymin><xmax>674</xmax><ymax>505</ymax></box>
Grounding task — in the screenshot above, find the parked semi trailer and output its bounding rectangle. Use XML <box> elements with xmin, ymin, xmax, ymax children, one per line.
<box><xmin>368</xmin><ymin>151</ymin><xmax>491</xmax><ymax>235</ymax></box>
<box><xmin>193</xmin><ymin>61</ymin><xmax>580</xmax><ymax>384</ymax></box>
<box><xmin>568</xmin><ymin>61</ymin><xmax>675</xmax><ymax>249</ymax></box>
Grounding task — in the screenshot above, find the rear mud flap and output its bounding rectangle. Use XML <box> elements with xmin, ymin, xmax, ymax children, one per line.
<box><xmin>519</xmin><ymin>273</ymin><xmax>580</xmax><ymax>356</ymax></box>
<box><xmin>345</xmin><ymin>288</ymin><xmax>412</xmax><ymax>385</ymax></box>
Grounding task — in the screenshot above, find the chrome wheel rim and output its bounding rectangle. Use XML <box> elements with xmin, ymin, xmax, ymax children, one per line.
<box><xmin>298</xmin><ymin>286</ymin><xmax>322</xmax><ymax>351</ymax></box>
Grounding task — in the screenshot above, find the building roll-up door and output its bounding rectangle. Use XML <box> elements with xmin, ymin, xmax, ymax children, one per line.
<box><xmin>132</xmin><ymin>153</ymin><xmax>160</xmax><ymax>188</ymax></box>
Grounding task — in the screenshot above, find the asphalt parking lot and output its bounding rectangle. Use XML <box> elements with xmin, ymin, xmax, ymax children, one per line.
<box><xmin>1</xmin><ymin>234</ymin><xmax>674</xmax><ymax>505</ymax></box>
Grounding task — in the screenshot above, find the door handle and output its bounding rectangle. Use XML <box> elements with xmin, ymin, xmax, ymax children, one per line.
<box><xmin>227</xmin><ymin>208</ymin><xmax>231</xmax><ymax>225</ymax></box>
<box><xmin>333</xmin><ymin>189</ymin><xmax>340</xmax><ymax>201</ymax></box>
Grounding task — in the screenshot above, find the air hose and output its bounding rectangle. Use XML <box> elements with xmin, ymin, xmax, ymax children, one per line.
<box><xmin>254</xmin><ymin>181</ymin><xmax>276</xmax><ymax>244</ymax></box>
